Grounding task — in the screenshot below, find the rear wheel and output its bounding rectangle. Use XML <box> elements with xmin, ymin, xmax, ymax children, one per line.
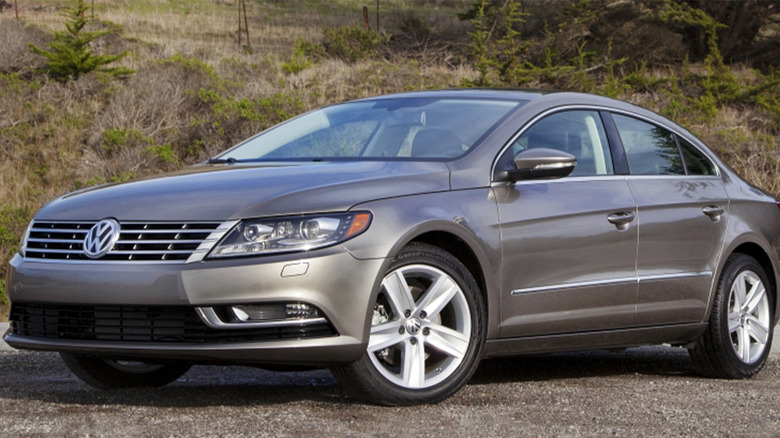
<box><xmin>690</xmin><ymin>254</ymin><xmax>774</xmax><ymax>378</ymax></box>
<box><xmin>61</xmin><ymin>353</ymin><xmax>191</xmax><ymax>389</ymax></box>
<box><xmin>332</xmin><ymin>243</ymin><xmax>486</xmax><ymax>405</ymax></box>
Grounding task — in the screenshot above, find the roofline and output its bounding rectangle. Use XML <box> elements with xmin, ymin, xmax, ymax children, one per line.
<box><xmin>354</xmin><ymin>88</ymin><xmax>552</xmax><ymax>103</ymax></box>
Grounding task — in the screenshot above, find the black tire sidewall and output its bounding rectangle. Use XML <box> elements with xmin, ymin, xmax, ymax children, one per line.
<box><xmin>712</xmin><ymin>255</ymin><xmax>774</xmax><ymax>377</ymax></box>
<box><xmin>61</xmin><ymin>353</ymin><xmax>191</xmax><ymax>389</ymax></box>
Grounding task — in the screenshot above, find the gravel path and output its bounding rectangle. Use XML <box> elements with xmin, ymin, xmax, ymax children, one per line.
<box><xmin>2</xmin><ymin>322</ymin><xmax>780</xmax><ymax>437</ymax></box>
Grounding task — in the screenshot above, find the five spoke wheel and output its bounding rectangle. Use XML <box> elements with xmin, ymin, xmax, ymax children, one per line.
<box><xmin>332</xmin><ymin>243</ymin><xmax>485</xmax><ymax>405</ymax></box>
<box><xmin>690</xmin><ymin>254</ymin><xmax>775</xmax><ymax>378</ymax></box>
<box><xmin>368</xmin><ymin>264</ymin><xmax>472</xmax><ymax>389</ymax></box>
<box><xmin>727</xmin><ymin>270</ymin><xmax>771</xmax><ymax>364</ymax></box>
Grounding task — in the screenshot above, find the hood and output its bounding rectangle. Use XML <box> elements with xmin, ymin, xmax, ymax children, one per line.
<box><xmin>37</xmin><ymin>161</ymin><xmax>451</xmax><ymax>221</ymax></box>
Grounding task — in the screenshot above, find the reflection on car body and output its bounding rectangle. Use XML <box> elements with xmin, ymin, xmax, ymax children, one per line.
<box><xmin>5</xmin><ymin>90</ymin><xmax>780</xmax><ymax>405</ymax></box>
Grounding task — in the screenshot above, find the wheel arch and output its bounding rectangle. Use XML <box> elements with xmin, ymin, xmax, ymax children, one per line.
<box><xmin>731</xmin><ymin>242</ymin><xmax>778</xmax><ymax>316</ymax></box>
<box><xmin>383</xmin><ymin>223</ymin><xmax>500</xmax><ymax>341</ymax></box>
<box><xmin>410</xmin><ymin>231</ymin><xmax>488</xmax><ymax>308</ymax></box>
<box><xmin>718</xmin><ymin>238</ymin><xmax>780</xmax><ymax>326</ymax></box>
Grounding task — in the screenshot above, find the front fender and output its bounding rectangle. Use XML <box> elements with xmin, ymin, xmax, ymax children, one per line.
<box><xmin>342</xmin><ymin>188</ymin><xmax>502</xmax><ymax>340</ymax></box>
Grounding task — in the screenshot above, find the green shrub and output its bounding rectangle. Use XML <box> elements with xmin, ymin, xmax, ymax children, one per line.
<box><xmin>144</xmin><ymin>144</ymin><xmax>178</xmax><ymax>164</ymax></box>
<box><xmin>281</xmin><ymin>39</ymin><xmax>323</xmax><ymax>74</ymax></box>
<box><xmin>28</xmin><ymin>2</ymin><xmax>133</xmax><ymax>82</ymax></box>
<box><xmin>321</xmin><ymin>26</ymin><xmax>389</xmax><ymax>63</ymax></box>
<box><xmin>101</xmin><ymin>127</ymin><xmax>153</xmax><ymax>154</ymax></box>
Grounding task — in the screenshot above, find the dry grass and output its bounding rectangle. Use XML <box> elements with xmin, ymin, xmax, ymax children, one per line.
<box><xmin>0</xmin><ymin>0</ymin><xmax>475</xmax><ymax>313</ymax></box>
<box><xmin>0</xmin><ymin>0</ymin><xmax>778</xmax><ymax>315</ymax></box>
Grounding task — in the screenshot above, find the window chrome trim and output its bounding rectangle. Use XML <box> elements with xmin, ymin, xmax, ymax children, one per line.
<box><xmin>511</xmin><ymin>271</ymin><xmax>712</xmax><ymax>295</ymax></box>
<box><xmin>491</xmin><ymin>104</ymin><xmax>721</xmax><ymax>181</ymax></box>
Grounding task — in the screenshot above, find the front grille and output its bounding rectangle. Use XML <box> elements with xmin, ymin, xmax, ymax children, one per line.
<box><xmin>25</xmin><ymin>220</ymin><xmax>225</xmax><ymax>263</ymax></box>
<box><xmin>10</xmin><ymin>303</ymin><xmax>336</xmax><ymax>344</ymax></box>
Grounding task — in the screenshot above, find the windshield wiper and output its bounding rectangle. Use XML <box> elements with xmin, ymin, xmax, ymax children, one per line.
<box><xmin>207</xmin><ymin>157</ymin><xmax>238</xmax><ymax>164</ymax></box>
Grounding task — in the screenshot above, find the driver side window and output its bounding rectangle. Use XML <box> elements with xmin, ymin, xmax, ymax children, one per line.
<box><xmin>510</xmin><ymin>110</ymin><xmax>614</xmax><ymax>176</ymax></box>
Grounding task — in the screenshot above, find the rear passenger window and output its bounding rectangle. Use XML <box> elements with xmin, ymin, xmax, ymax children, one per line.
<box><xmin>678</xmin><ymin>136</ymin><xmax>717</xmax><ymax>175</ymax></box>
<box><xmin>613</xmin><ymin>114</ymin><xmax>684</xmax><ymax>175</ymax></box>
<box><xmin>510</xmin><ymin>110</ymin><xmax>614</xmax><ymax>176</ymax></box>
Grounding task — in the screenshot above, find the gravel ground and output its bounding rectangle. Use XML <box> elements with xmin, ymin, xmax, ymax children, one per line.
<box><xmin>2</xmin><ymin>323</ymin><xmax>780</xmax><ymax>437</ymax></box>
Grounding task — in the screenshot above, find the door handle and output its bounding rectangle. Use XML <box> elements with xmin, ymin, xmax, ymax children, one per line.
<box><xmin>702</xmin><ymin>205</ymin><xmax>724</xmax><ymax>221</ymax></box>
<box><xmin>607</xmin><ymin>212</ymin><xmax>635</xmax><ymax>231</ymax></box>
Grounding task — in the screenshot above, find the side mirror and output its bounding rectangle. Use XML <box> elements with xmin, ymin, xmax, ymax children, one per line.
<box><xmin>498</xmin><ymin>148</ymin><xmax>577</xmax><ymax>181</ymax></box>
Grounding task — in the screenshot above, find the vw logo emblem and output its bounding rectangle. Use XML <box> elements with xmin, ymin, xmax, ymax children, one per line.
<box><xmin>83</xmin><ymin>219</ymin><xmax>121</xmax><ymax>259</ymax></box>
<box><xmin>404</xmin><ymin>317</ymin><xmax>422</xmax><ymax>335</ymax></box>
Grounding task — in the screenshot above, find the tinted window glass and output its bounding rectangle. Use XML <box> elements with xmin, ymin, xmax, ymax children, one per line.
<box><xmin>613</xmin><ymin>114</ymin><xmax>684</xmax><ymax>175</ymax></box>
<box><xmin>510</xmin><ymin>110</ymin><xmax>614</xmax><ymax>176</ymax></box>
<box><xmin>217</xmin><ymin>98</ymin><xmax>521</xmax><ymax>161</ymax></box>
<box><xmin>678</xmin><ymin>136</ymin><xmax>717</xmax><ymax>175</ymax></box>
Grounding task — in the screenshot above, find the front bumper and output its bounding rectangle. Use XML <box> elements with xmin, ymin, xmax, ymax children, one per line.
<box><xmin>4</xmin><ymin>248</ymin><xmax>386</xmax><ymax>366</ymax></box>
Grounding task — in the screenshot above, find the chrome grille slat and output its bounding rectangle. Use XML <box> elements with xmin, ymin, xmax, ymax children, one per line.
<box><xmin>109</xmin><ymin>250</ymin><xmax>194</xmax><ymax>255</ymax></box>
<box><xmin>25</xmin><ymin>248</ymin><xmax>83</xmax><ymax>254</ymax></box>
<box><xmin>24</xmin><ymin>220</ymin><xmax>229</xmax><ymax>264</ymax></box>
<box><xmin>30</xmin><ymin>228</ymin><xmax>90</xmax><ymax>234</ymax></box>
<box><xmin>115</xmin><ymin>239</ymin><xmax>204</xmax><ymax>244</ymax></box>
<box><xmin>117</xmin><ymin>229</ymin><xmax>215</xmax><ymax>235</ymax></box>
<box><xmin>27</xmin><ymin>238</ymin><xmax>84</xmax><ymax>244</ymax></box>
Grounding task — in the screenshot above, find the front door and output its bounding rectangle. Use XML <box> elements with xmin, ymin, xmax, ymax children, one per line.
<box><xmin>495</xmin><ymin>110</ymin><xmax>639</xmax><ymax>338</ymax></box>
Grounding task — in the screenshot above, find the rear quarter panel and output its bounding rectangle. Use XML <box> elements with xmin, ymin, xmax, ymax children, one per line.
<box><xmin>720</xmin><ymin>174</ymin><xmax>780</xmax><ymax>325</ymax></box>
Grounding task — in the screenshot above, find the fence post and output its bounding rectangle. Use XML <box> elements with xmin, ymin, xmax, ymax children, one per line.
<box><xmin>14</xmin><ymin>0</ymin><xmax>19</xmax><ymax>19</ymax></box>
<box><xmin>242</xmin><ymin>0</ymin><xmax>250</xmax><ymax>49</ymax></box>
<box><xmin>376</xmin><ymin>0</ymin><xmax>379</xmax><ymax>33</ymax></box>
<box><xmin>363</xmin><ymin>6</ymin><xmax>370</xmax><ymax>30</ymax></box>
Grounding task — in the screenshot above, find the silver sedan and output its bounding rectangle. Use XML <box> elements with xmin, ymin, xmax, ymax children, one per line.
<box><xmin>5</xmin><ymin>90</ymin><xmax>780</xmax><ymax>405</ymax></box>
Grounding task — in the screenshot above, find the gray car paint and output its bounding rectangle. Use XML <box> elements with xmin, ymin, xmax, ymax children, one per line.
<box><xmin>38</xmin><ymin>161</ymin><xmax>451</xmax><ymax>221</ymax></box>
<box><xmin>5</xmin><ymin>90</ymin><xmax>780</xmax><ymax>366</ymax></box>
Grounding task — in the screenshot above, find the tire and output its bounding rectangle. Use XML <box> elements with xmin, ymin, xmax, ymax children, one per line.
<box><xmin>690</xmin><ymin>254</ymin><xmax>775</xmax><ymax>378</ymax></box>
<box><xmin>60</xmin><ymin>353</ymin><xmax>191</xmax><ymax>389</ymax></box>
<box><xmin>332</xmin><ymin>243</ymin><xmax>486</xmax><ymax>405</ymax></box>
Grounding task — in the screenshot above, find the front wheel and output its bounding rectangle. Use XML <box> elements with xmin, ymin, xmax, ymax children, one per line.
<box><xmin>332</xmin><ymin>243</ymin><xmax>486</xmax><ymax>405</ymax></box>
<box><xmin>61</xmin><ymin>353</ymin><xmax>191</xmax><ymax>389</ymax></box>
<box><xmin>690</xmin><ymin>254</ymin><xmax>774</xmax><ymax>378</ymax></box>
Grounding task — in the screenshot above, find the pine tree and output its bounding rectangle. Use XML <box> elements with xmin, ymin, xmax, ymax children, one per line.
<box><xmin>28</xmin><ymin>2</ymin><xmax>133</xmax><ymax>82</ymax></box>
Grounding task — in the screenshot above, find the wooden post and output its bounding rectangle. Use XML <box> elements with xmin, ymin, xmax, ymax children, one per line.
<box><xmin>362</xmin><ymin>6</ymin><xmax>370</xmax><ymax>30</ymax></box>
<box><xmin>242</xmin><ymin>0</ymin><xmax>250</xmax><ymax>49</ymax></box>
<box><xmin>14</xmin><ymin>0</ymin><xmax>19</xmax><ymax>19</ymax></box>
<box><xmin>376</xmin><ymin>0</ymin><xmax>380</xmax><ymax>33</ymax></box>
<box><xmin>92</xmin><ymin>0</ymin><xmax>95</xmax><ymax>19</ymax></box>
<box><xmin>238</xmin><ymin>0</ymin><xmax>250</xmax><ymax>48</ymax></box>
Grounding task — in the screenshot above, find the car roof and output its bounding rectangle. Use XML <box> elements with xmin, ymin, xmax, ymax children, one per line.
<box><xmin>357</xmin><ymin>88</ymin><xmax>552</xmax><ymax>102</ymax></box>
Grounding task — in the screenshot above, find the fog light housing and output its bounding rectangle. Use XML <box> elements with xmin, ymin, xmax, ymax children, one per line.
<box><xmin>228</xmin><ymin>303</ymin><xmax>321</xmax><ymax>322</ymax></box>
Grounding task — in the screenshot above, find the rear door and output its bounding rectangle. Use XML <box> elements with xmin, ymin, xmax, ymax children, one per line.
<box><xmin>609</xmin><ymin>113</ymin><xmax>729</xmax><ymax>325</ymax></box>
<box><xmin>495</xmin><ymin>109</ymin><xmax>639</xmax><ymax>338</ymax></box>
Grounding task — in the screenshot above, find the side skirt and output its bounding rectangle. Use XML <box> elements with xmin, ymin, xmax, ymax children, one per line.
<box><xmin>483</xmin><ymin>323</ymin><xmax>708</xmax><ymax>358</ymax></box>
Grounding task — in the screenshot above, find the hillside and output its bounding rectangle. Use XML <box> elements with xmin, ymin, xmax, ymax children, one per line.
<box><xmin>0</xmin><ymin>0</ymin><xmax>779</xmax><ymax>314</ymax></box>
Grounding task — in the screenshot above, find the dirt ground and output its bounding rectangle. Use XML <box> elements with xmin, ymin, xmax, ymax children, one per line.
<box><xmin>0</xmin><ymin>345</ymin><xmax>778</xmax><ymax>437</ymax></box>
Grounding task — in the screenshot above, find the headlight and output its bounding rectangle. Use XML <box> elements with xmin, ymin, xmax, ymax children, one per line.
<box><xmin>209</xmin><ymin>212</ymin><xmax>372</xmax><ymax>258</ymax></box>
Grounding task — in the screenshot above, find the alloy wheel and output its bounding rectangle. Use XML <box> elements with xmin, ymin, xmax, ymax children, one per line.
<box><xmin>367</xmin><ymin>264</ymin><xmax>472</xmax><ymax>389</ymax></box>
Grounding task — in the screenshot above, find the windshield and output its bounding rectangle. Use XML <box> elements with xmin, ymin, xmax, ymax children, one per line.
<box><xmin>215</xmin><ymin>97</ymin><xmax>523</xmax><ymax>161</ymax></box>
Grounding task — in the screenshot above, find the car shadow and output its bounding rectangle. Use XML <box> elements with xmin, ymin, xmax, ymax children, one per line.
<box><xmin>0</xmin><ymin>346</ymin><xmax>699</xmax><ymax>408</ymax></box>
<box><xmin>471</xmin><ymin>346</ymin><xmax>697</xmax><ymax>385</ymax></box>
